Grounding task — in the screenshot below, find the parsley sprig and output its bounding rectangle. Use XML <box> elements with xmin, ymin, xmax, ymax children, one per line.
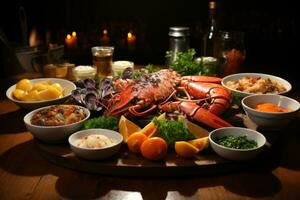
<box><xmin>153</xmin><ymin>118</ymin><xmax>195</xmax><ymax>148</ymax></box>
<box><xmin>166</xmin><ymin>48</ymin><xmax>217</xmax><ymax>76</ymax></box>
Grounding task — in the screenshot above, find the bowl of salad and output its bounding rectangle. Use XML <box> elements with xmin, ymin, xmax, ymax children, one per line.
<box><xmin>209</xmin><ymin>127</ymin><xmax>266</xmax><ymax>161</ymax></box>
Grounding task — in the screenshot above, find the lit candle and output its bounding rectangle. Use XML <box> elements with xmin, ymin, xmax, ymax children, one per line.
<box><xmin>71</xmin><ymin>31</ymin><xmax>77</xmax><ymax>47</ymax></box>
<box><xmin>72</xmin><ymin>31</ymin><xmax>77</xmax><ymax>37</ymax></box>
<box><xmin>65</xmin><ymin>34</ymin><xmax>73</xmax><ymax>48</ymax></box>
<box><xmin>100</xmin><ymin>29</ymin><xmax>110</xmax><ymax>45</ymax></box>
<box><xmin>127</xmin><ymin>32</ymin><xmax>136</xmax><ymax>51</ymax></box>
<box><xmin>65</xmin><ymin>31</ymin><xmax>77</xmax><ymax>48</ymax></box>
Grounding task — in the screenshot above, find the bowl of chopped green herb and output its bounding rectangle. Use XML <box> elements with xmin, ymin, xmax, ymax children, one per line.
<box><xmin>209</xmin><ymin>127</ymin><xmax>266</xmax><ymax>161</ymax></box>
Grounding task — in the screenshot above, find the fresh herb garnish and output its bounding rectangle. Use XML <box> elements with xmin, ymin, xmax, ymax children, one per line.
<box><xmin>166</xmin><ymin>48</ymin><xmax>217</xmax><ymax>76</ymax></box>
<box><xmin>216</xmin><ymin>135</ymin><xmax>257</xmax><ymax>149</ymax></box>
<box><xmin>82</xmin><ymin>116</ymin><xmax>119</xmax><ymax>131</ymax></box>
<box><xmin>153</xmin><ymin>118</ymin><xmax>195</xmax><ymax>148</ymax></box>
<box><xmin>145</xmin><ymin>64</ymin><xmax>161</xmax><ymax>72</ymax></box>
<box><xmin>128</xmin><ymin>64</ymin><xmax>161</xmax><ymax>79</ymax></box>
<box><xmin>131</xmin><ymin>71</ymin><xmax>142</xmax><ymax>79</ymax></box>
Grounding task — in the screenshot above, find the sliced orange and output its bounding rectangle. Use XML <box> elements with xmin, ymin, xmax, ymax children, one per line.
<box><xmin>140</xmin><ymin>112</ymin><xmax>166</xmax><ymax>137</ymax></box>
<box><xmin>175</xmin><ymin>141</ymin><xmax>200</xmax><ymax>158</ymax></box>
<box><xmin>188</xmin><ymin>137</ymin><xmax>209</xmax><ymax>151</ymax></box>
<box><xmin>185</xmin><ymin>120</ymin><xmax>209</xmax><ymax>138</ymax></box>
<box><xmin>119</xmin><ymin>115</ymin><xmax>141</xmax><ymax>143</ymax></box>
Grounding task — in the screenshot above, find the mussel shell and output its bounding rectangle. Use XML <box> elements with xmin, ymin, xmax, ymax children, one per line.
<box><xmin>83</xmin><ymin>78</ymin><xmax>96</xmax><ymax>89</ymax></box>
<box><xmin>71</xmin><ymin>89</ymin><xmax>83</xmax><ymax>104</ymax></box>
<box><xmin>84</xmin><ymin>92</ymin><xmax>100</xmax><ymax>111</ymax></box>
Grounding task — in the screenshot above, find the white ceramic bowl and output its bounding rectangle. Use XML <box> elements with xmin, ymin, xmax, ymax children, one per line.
<box><xmin>242</xmin><ymin>94</ymin><xmax>300</xmax><ymax>129</ymax></box>
<box><xmin>24</xmin><ymin>105</ymin><xmax>90</xmax><ymax>143</ymax></box>
<box><xmin>69</xmin><ymin>129</ymin><xmax>123</xmax><ymax>160</ymax></box>
<box><xmin>6</xmin><ymin>78</ymin><xmax>76</xmax><ymax>110</ymax></box>
<box><xmin>221</xmin><ymin>73</ymin><xmax>292</xmax><ymax>98</ymax></box>
<box><xmin>209</xmin><ymin>127</ymin><xmax>266</xmax><ymax>161</ymax></box>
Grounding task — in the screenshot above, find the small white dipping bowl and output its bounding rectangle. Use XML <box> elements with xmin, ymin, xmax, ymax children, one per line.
<box><xmin>69</xmin><ymin>129</ymin><xmax>123</xmax><ymax>160</ymax></box>
<box><xmin>221</xmin><ymin>73</ymin><xmax>292</xmax><ymax>98</ymax></box>
<box><xmin>6</xmin><ymin>78</ymin><xmax>76</xmax><ymax>110</ymax></box>
<box><xmin>242</xmin><ymin>94</ymin><xmax>300</xmax><ymax>130</ymax></box>
<box><xmin>209</xmin><ymin>127</ymin><xmax>266</xmax><ymax>161</ymax></box>
<box><xmin>24</xmin><ymin>104</ymin><xmax>90</xmax><ymax>143</ymax></box>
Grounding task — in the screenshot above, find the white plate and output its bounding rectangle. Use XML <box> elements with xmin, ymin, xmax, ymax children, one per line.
<box><xmin>221</xmin><ymin>73</ymin><xmax>292</xmax><ymax>98</ymax></box>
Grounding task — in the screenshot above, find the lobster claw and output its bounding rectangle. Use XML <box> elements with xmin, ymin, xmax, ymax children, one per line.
<box><xmin>159</xmin><ymin>101</ymin><xmax>233</xmax><ymax>129</ymax></box>
<box><xmin>191</xmin><ymin>107</ymin><xmax>233</xmax><ymax>128</ymax></box>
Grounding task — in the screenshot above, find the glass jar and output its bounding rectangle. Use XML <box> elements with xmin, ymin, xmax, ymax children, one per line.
<box><xmin>72</xmin><ymin>65</ymin><xmax>96</xmax><ymax>81</ymax></box>
<box><xmin>166</xmin><ymin>26</ymin><xmax>190</xmax><ymax>65</ymax></box>
<box><xmin>91</xmin><ymin>46</ymin><xmax>114</xmax><ymax>78</ymax></box>
<box><xmin>217</xmin><ymin>31</ymin><xmax>246</xmax><ymax>77</ymax></box>
<box><xmin>112</xmin><ymin>61</ymin><xmax>134</xmax><ymax>77</ymax></box>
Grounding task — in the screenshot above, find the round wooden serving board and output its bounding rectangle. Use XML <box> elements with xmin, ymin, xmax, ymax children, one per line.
<box><xmin>35</xmin><ymin>108</ymin><xmax>280</xmax><ymax>177</ymax></box>
<box><xmin>36</xmin><ymin>139</ymin><xmax>272</xmax><ymax>177</ymax></box>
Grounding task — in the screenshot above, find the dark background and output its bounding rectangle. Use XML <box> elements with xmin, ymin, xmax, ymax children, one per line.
<box><xmin>0</xmin><ymin>0</ymin><xmax>299</xmax><ymax>79</ymax></box>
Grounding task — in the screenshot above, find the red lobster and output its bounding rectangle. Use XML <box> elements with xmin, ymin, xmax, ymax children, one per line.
<box><xmin>105</xmin><ymin>69</ymin><xmax>232</xmax><ymax>129</ymax></box>
<box><xmin>159</xmin><ymin>75</ymin><xmax>232</xmax><ymax>128</ymax></box>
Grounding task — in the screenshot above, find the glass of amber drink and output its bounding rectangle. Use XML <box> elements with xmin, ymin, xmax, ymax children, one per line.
<box><xmin>91</xmin><ymin>46</ymin><xmax>114</xmax><ymax>78</ymax></box>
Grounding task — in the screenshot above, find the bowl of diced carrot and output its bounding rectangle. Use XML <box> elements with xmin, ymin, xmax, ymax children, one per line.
<box><xmin>242</xmin><ymin>94</ymin><xmax>300</xmax><ymax>130</ymax></box>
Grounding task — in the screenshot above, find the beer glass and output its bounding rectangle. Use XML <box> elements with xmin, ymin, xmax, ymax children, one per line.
<box><xmin>91</xmin><ymin>46</ymin><xmax>114</xmax><ymax>78</ymax></box>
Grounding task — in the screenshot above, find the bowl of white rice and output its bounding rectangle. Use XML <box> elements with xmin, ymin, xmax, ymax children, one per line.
<box><xmin>69</xmin><ymin>128</ymin><xmax>123</xmax><ymax>160</ymax></box>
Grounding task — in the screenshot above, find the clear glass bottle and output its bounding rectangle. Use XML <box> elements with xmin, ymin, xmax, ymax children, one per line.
<box><xmin>202</xmin><ymin>1</ymin><xmax>218</xmax><ymax>57</ymax></box>
<box><xmin>166</xmin><ymin>26</ymin><xmax>190</xmax><ymax>65</ymax></box>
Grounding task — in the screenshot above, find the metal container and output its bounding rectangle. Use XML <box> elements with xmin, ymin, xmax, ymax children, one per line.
<box><xmin>166</xmin><ymin>26</ymin><xmax>190</xmax><ymax>65</ymax></box>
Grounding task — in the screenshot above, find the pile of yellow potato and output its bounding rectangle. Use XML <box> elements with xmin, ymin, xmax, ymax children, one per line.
<box><xmin>13</xmin><ymin>79</ymin><xmax>64</xmax><ymax>101</ymax></box>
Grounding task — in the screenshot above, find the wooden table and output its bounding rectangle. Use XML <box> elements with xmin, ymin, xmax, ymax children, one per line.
<box><xmin>1</xmin><ymin>85</ymin><xmax>300</xmax><ymax>200</ymax></box>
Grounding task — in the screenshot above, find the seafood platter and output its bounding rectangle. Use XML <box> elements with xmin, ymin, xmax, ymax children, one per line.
<box><xmin>7</xmin><ymin>65</ymin><xmax>300</xmax><ymax>176</ymax></box>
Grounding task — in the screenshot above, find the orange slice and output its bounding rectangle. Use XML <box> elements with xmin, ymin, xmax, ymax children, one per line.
<box><xmin>175</xmin><ymin>141</ymin><xmax>200</xmax><ymax>158</ymax></box>
<box><xmin>185</xmin><ymin>120</ymin><xmax>209</xmax><ymax>138</ymax></box>
<box><xmin>140</xmin><ymin>112</ymin><xmax>166</xmax><ymax>137</ymax></box>
<box><xmin>119</xmin><ymin>115</ymin><xmax>141</xmax><ymax>143</ymax></box>
<box><xmin>188</xmin><ymin>137</ymin><xmax>209</xmax><ymax>151</ymax></box>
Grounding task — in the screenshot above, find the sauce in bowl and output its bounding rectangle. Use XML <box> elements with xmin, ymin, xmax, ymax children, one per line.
<box><xmin>255</xmin><ymin>103</ymin><xmax>291</xmax><ymax>112</ymax></box>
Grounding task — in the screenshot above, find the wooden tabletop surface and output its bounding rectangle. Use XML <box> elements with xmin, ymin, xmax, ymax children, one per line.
<box><xmin>1</xmin><ymin>80</ymin><xmax>300</xmax><ymax>200</ymax></box>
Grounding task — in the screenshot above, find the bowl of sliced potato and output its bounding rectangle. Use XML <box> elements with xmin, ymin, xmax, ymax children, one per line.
<box><xmin>6</xmin><ymin>78</ymin><xmax>76</xmax><ymax>110</ymax></box>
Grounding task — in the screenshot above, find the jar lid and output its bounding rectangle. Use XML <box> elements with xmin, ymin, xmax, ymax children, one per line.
<box><xmin>168</xmin><ymin>27</ymin><xmax>190</xmax><ymax>37</ymax></box>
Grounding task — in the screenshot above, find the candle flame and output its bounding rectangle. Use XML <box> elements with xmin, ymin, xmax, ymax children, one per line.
<box><xmin>103</xmin><ymin>29</ymin><xmax>108</xmax><ymax>35</ymax></box>
<box><xmin>66</xmin><ymin>34</ymin><xmax>71</xmax><ymax>40</ymax></box>
<box><xmin>127</xmin><ymin>32</ymin><xmax>133</xmax><ymax>39</ymax></box>
<box><xmin>29</xmin><ymin>28</ymin><xmax>40</xmax><ymax>47</ymax></box>
<box><xmin>72</xmin><ymin>31</ymin><xmax>77</xmax><ymax>37</ymax></box>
